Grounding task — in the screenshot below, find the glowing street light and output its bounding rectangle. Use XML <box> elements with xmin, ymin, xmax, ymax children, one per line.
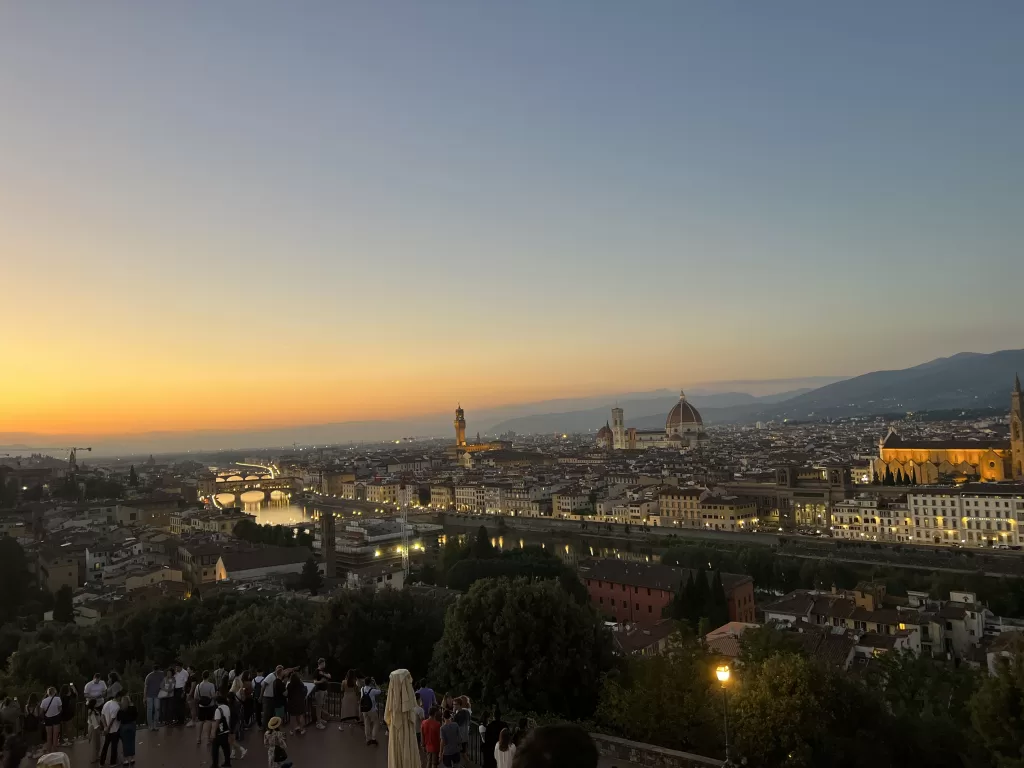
<box><xmin>715</xmin><ymin>665</ymin><xmax>733</xmax><ymax>765</ymax></box>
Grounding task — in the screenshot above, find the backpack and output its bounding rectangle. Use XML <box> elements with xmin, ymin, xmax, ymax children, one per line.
<box><xmin>216</xmin><ymin>705</ymin><xmax>231</xmax><ymax>736</ymax></box>
<box><xmin>359</xmin><ymin>688</ymin><xmax>373</xmax><ymax>713</ymax></box>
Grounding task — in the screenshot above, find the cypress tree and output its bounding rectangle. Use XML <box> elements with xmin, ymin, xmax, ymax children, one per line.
<box><xmin>692</xmin><ymin>566</ymin><xmax>711</xmax><ymax>627</ymax></box>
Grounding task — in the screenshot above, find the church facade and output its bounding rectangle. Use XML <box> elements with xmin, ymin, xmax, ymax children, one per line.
<box><xmin>874</xmin><ymin>376</ymin><xmax>1024</xmax><ymax>484</ymax></box>
<box><xmin>608</xmin><ymin>391</ymin><xmax>707</xmax><ymax>450</ymax></box>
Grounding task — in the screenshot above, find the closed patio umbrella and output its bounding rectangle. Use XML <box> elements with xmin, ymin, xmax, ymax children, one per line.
<box><xmin>385</xmin><ymin>668</ymin><xmax>420</xmax><ymax>768</ymax></box>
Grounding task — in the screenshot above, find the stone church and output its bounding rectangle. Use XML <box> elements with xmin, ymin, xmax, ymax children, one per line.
<box><xmin>874</xmin><ymin>376</ymin><xmax>1024</xmax><ymax>483</ymax></box>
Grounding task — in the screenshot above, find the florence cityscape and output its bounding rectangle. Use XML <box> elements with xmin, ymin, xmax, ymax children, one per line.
<box><xmin>2</xmin><ymin>4</ymin><xmax>1024</xmax><ymax>768</ymax></box>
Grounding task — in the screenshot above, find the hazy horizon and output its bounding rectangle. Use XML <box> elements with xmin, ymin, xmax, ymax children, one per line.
<box><xmin>2</xmin><ymin>3</ymin><xmax>1022</xmax><ymax>439</ymax></box>
<box><xmin>1</xmin><ymin>373</ymin><xmax>846</xmax><ymax>454</ymax></box>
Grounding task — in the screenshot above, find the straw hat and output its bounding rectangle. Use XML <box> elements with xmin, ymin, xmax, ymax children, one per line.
<box><xmin>267</xmin><ymin>716</ymin><xmax>282</xmax><ymax>731</ymax></box>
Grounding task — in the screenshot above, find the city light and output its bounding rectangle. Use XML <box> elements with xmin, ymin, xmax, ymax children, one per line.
<box><xmin>716</xmin><ymin>665</ymin><xmax>731</xmax><ymax>684</ymax></box>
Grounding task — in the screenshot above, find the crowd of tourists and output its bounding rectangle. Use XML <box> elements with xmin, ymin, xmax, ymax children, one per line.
<box><xmin>1</xmin><ymin>663</ymin><xmax>593</xmax><ymax>768</ymax></box>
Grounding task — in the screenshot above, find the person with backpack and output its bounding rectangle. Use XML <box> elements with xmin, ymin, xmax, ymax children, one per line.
<box><xmin>263</xmin><ymin>717</ymin><xmax>290</xmax><ymax>768</ymax></box>
<box><xmin>211</xmin><ymin>693</ymin><xmax>233</xmax><ymax>768</ymax></box>
<box><xmin>359</xmin><ymin>677</ymin><xmax>381</xmax><ymax>746</ymax></box>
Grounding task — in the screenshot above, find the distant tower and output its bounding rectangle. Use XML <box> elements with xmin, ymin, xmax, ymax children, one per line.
<box><xmin>454</xmin><ymin>405</ymin><xmax>467</xmax><ymax>447</ymax></box>
<box><xmin>319</xmin><ymin>511</ymin><xmax>336</xmax><ymax>579</ymax></box>
<box><xmin>611</xmin><ymin>407</ymin><xmax>625</xmax><ymax>450</ymax></box>
<box><xmin>1012</xmin><ymin>374</ymin><xmax>1023</xmax><ymax>480</ymax></box>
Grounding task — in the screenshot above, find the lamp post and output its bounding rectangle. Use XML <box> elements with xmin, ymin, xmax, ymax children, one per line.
<box><xmin>715</xmin><ymin>665</ymin><xmax>733</xmax><ymax>767</ymax></box>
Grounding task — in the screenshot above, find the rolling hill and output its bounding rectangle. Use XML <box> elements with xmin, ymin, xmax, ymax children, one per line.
<box><xmin>487</xmin><ymin>349</ymin><xmax>1024</xmax><ymax>434</ymax></box>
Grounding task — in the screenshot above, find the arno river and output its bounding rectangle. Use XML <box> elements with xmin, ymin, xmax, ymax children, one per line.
<box><xmin>227</xmin><ymin>495</ymin><xmax>664</xmax><ymax>566</ymax></box>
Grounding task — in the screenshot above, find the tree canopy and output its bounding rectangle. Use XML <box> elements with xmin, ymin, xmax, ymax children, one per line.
<box><xmin>430</xmin><ymin>577</ymin><xmax>614</xmax><ymax>719</ymax></box>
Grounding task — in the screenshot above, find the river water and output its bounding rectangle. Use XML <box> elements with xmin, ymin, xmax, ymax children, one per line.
<box><xmin>222</xmin><ymin>496</ymin><xmax>664</xmax><ymax>566</ymax></box>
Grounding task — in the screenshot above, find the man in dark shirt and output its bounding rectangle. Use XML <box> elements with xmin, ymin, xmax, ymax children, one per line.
<box><xmin>439</xmin><ymin>711</ymin><xmax>462</xmax><ymax>768</ymax></box>
<box><xmin>483</xmin><ymin>709</ymin><xmax>508</xmax><ymax>768</ymax></box>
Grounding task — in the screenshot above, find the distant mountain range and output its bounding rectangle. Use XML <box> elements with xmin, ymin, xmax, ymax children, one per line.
<box><xmin>748</xmin><ymin>349</ymin><xmax>1024</xmax><ymax>422</ymax></box>
<box><xmin>487</xmin><ymin>388</ymin><xmax>814</xmax><ymax>435</ymax></box>
<box><xmin>4</xmin><ymin>351</ymin><xmax>1019</xmax><ymax>453</ymax></box>
<box><xmin>489</xmin><ymin>349</ymin><xmax>1024</xmax><ymax>434</ymax></box>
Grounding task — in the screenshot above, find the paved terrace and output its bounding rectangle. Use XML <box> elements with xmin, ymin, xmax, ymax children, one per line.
<box><xmin>51</xmin><ymin>722</ymin><xmax>391</xmax><ymax>768</ymax></box>
<box><xmin>27</xmin><ymin>721</ymin><xmax>634</xmax><ymax>768</ymax></box>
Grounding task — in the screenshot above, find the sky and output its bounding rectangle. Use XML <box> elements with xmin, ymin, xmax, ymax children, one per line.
<box><xmin>1</xmin><ymin>2</ymin><xmax>1022</xmax><ymax>437</ymax></box>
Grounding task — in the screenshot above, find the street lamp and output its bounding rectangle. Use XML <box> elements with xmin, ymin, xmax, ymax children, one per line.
<box><xmin>715</xmin><ymin>665</ymin><xmax>733</xmax><ymax>766</ymax></box>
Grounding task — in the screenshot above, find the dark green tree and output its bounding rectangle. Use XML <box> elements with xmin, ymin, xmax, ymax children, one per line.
<box><xmin>52</xmin><ymin>585</ymin><xmax>75</xmax><ymax>623</ymax></box>
<box><xmin>314</xmin><ymin>587</ymin><xmax>452</xmax><ymax>681</ymax></box>
<box><xmin>0</xmin><ymin>536</ymin><xmax>33</xmax><ymax>624</ymax></box>
<box><xmin>431</xmin><ymin>577</ymin><xmax>614</xmax><ymax>718</ymax></box>
<box><xmin>884</xmin><ymin>466</ymin><xmax>896</xmax><ymax>486</ymax></box>
<box><xmin>128</xmin><ymin>465</ymin><xmax>139</xmax><ymax>487</ymax></box>
<box><xmin>709</xmin><ymin>571</ymin><xmax>729</xmax><ymax>629</ymax></box>
<box><xmin>597</xmin><ymin>627</ymin><xmax>720</xmax><ymax>754</ymax></box>
<box><xmin>1</xmin><ymin>478</ymin><xmax>18</xmax><ymax>508</ymax></box>
<box><xmin>471</xmin><ymin>525</ymin><xmax>494</xmax><ymax>559</ymax></box>
<box><xmin>298</xmin><ymin>557</ymin><xmax>324</xmax><ymax>596</ymax></box>
<box><xmin>738</xmin><ymin>623</ymin><xmax>802</xmax><ymax>664</ymax></box>
<box><xmin>970</xmin><ymin>638</ymin><xmax>1024</xmax><ymax>768</ymax></box>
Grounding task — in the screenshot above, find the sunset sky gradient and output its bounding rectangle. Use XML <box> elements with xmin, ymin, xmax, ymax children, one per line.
<box><xmin>2</xmin><ymin>2</ymin><xmax>1022</xmax><ymax>436</ymax></box>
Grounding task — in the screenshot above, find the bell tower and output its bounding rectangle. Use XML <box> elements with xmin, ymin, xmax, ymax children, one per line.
<box><xmin>1012</xmin><ymin>375</ymin><xmax>1023</xmax><ymax>480</ymax></box>
<box><xmin>611</xmin><ymin>407</ymin><xmax>625</xmax><ymax>450</ymax></box>
<box><xmin>454</xmin><ymin>405</ymin><xmax>467</xmax><ymax>448</ymax></box>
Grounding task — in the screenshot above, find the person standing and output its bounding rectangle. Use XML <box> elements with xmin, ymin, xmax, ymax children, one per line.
<box><xmin>260</xmin><ymin>667</ymin><xmax>280</xmax><ymax>729</ymax></box>
<box><xmin>272</xmin><ymin>669</ymin><xmax>291</xmax><ymax>723</ymax></box>
<box><xmin>99</xmin><ymin>695</ymin><xmax>120</xmax><ymax>766</ymax></box>
<box><xmin>227</xmin><ymin>681</ymin><xmax>249</xmax><ymax>761</ymax></box>
<box><xmin>119</xmin><ymin>695</ymin><xmax>138</xmax><ymax>766</ymax></box>
<box><xmin>196</xmin><ymin>670</ymin><xmax>218</xmax><ymax>746</ymax></box>
<box><xmin>439</xmin><ymin>711</ymin><xmax>462</xmax><ymax>768</ymax></box>
<box><xmin>338</xmin><ymin>670</ymin><xmax>360</xmax><ymax>729</ymax></box>
<box><xmin>413</xmin><ymin>694</ymin><xmax>425</xmax><ymax>749</ymax></box>
<box><xmin>415</xmin><ymin>681</ymin><xmax>436</xmax><ymax>715</ymax></box>
<box><xmin>421</xmin><ymin>707</ymin><xmax>441</xmax><ymax>768</ymax></box>
<box><xmin>84</xmin><ymin>673</ymin><xmax>107</xmax><ymax>709</ymax></box>
<box><xmin>38</xmin><ymin>687</ymin><xmax>62</xmax><ymax>753</ymax></box>
<box><xmin>144</xmin><ymin>664</ymin><xmax>163</xmax><ymax>731</ymax></box>
<box><xmin>285</xmin><ymin>673</ymin><xmax>307</xmax><ymax>736</ymax></box>
<box><xmin>158</xmin><ymin>669</ymin><xmax>175</xmax><ymax>726</ymax></box>
<box><xmin>106</xmin><ymin>673</ymin><xmax>122</xmax><ymax>703</ymax></box>
<box><xmin>312</xmin><ymin>658</ymin><xmax>330</xmax><ymax>729</ymax></box>
<box><xmin>453</xmin><ymin>698</ymin><xmax>472</xmax><ymax>755</ymax></box>
<box><xmin>173</xmin><ymin>663</ymin><xmax>189</xmax><ymax>725</ymax></box>
<box><xmin>359</xmin><ymin>678</ymin><xmax>381</xmax><ymax>746</ymax></box>
<box><xmin>211</xmin><ymin>694</ymin><xmax>233</xmax><ymax>768</ymax></box>
<box><xmin>263</xmin><ymin>717</ymin><xmax>290</xmax><ymax>768</ymax></box>
<box><xmin>214</xmin><ymin>662</ymin><xmax>228</xmax><ymax>692</ymax></box>
<box><xmin>59</xmin><ymin>684</ymin><xmax>77</xmax><ymax>746</ymax></box>
<box><xmin>483</xmin><ymin>708</ymin><xmax>508</xmax><ymax>768</ymax></box>
<box><xmin>493</xmin><ymin>729</ymin><xmax>515</xmax><ymax>768</ymax></box>
<box><xmin>22</xmin><ymin>694</ymin><xmax>40</xmax><ymax>754</ymax></box>
<box><xmin>86</xmin><ymin>701</ymin><xmax>104</xmax><ymax>763</ymax></box>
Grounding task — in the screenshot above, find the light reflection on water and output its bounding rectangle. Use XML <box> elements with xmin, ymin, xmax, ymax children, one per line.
<box><xmin>449</xmin><ymin>530</ymin><xmax>659</xmax><ymax>564</ymax></box>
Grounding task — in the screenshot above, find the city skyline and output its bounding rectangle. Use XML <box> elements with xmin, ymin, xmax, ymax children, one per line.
<box><xmin>2</xmin><ymin>2</ymin><xmax>1022</xmax><ymax>436</ymax></box>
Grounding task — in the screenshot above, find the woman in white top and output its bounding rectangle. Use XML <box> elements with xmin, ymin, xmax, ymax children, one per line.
<box><xmin>39</xmin><ymin>686</ymin><xmax>63</xmax><ymax>753</ymax></box>
<box><xmin>494</xmin><ymin>728</ymin><xmax>516</xmax><ymax>768</ymax></box>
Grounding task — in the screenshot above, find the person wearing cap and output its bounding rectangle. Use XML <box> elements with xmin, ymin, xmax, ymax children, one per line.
<box><xmin>263</xmin><ymin>717</ymin><xmax>291</xmax><ymax>768</ymax></box>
